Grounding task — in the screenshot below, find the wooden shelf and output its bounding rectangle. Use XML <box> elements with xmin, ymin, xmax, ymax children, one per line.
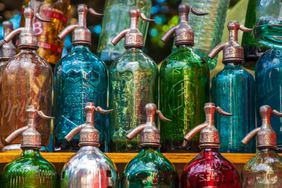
<box><xmin>1</xmin><ymin>151</ymin><xmax>280</xmax><ymax>164</ymax></box>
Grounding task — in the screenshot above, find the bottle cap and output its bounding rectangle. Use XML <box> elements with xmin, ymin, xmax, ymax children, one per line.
<box><xmin>127</xmin><ymin>103</ymin><xmax>171</xmax><ymax>148</ymax></box>
<box><xmin>162</xmin><ymin>3</ymin><xmax>207</xmax><ymax>46</ymax></box>
<box><xmin>184</xmin><ymin>103</ymin><xmax>232</xmax><ymax>149</ymax></box>
<box><xmin>65</xmin><ymin>102</ymin><xmax>112</xmax><ymax>147</ymax></box>
<box><xmin>0</xmin><ymin>8</ymin><xmax>49</xmax><ymax>49</ymax></box>
<box><xmin>111</xmin><ymin>8</ymin><xmax>154</xmax><ymax>49</ymax></box>
<box><xmin>242</xmin><ymin>105</ymin><xmax>282</xmax><ymax>149</ymax></box>
<box><xmin>0</xmin><ymin>21</ymin><xmax>16</xmax><ymax>59</ymax></box>
<box><xmin>209</xmin><ymin>21</ymin><xmax>252</xmax><ymax>62</ymax></box>
<box><xmin>4</xmin><ymin>105</ymin><xmax>53</xmax><ymax>148</ymax></box>
<box><xmin>58</xmin><ymin>4</ymin><xmax>102</xmax><ymax>45</ymax></box>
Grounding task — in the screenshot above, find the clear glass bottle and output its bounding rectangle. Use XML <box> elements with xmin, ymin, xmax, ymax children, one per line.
<box><xmin>109</xmin><ymin>9</ymin><xmax>157</xmax><ymax>152</ymax></box>
<box><xmin>121</xmin><ymin>103</ymin><xmax>178</xmax><ymax>187</ymax></box>
<box><xmin>2</xmin><ymin>105</ymin><xmax>58</xmax><ymax>188</ymax></box>
<box><xmin>182</xmin><ymin>0</ymin><xmax>230</xmax><ymax>69</ymax></box>
<box><xmin>53</xmin><ymin>5</ymin><xmax>108</xmax><ymax>151</ymax></box>
<box><xmin>242</xmin><ymin>105</ymin><xmax>282</xmax><ymax>188</ymax></box>
<box><xmin>254</xmin><ymin>0</ymin><xmax>282</xmax><ymax>48</ymax></box>
<box><xmin>209</xmin><ymin>21</ymin><xmax>256</xmax><ymax>153</ymax></box>
<box><xmin>97</xmin><ymin>0</ymin><xmax>152</xmax><ymax>67</ymax></box>
<box><xmin>160</xmin><ymin>4</ymin><xmax>209</xmax><ymax>152</ymax></box>
<box><xmin>181</xmin><ymin>103</ymin><xmax>241</xmax><ymax>188</ymax></box>
<box><xmin>0</xmin><ymin>8</ymin><xmax>53</xmax><ymax>151</ymax></box>
<box><xmin>61</xmin><ymin>103</ymin><xmax>117</xmax><ymax>187</ymax></box>
<box><xmin>256</xmin><ymin>47</ymin><xmax>282</xmax><ymax>150</ymax></box>
<box><xmin>22</xmin><ymin>0</ymin><xmax>71</xmax><ymax>66</ymax></box>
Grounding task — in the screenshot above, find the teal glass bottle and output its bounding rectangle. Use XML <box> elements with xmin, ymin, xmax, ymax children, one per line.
<box><xmin>160</xmin><ymin>4</ymin><xmax>209</xmax><ymax>152</ymax></box>
<box><xmin>2</xmin><ymin>105</ymin><xmax>58</xmax><ymax>187</ymax></box>
<box><xmin>242</xmin><ymin>105</ymin><xmax>282</xmax><ymax>187</ymax></box>
<box><xmin>209</xmin><ymin>21</ymin><xmax>256</xmax><ymax>153</ymax></box>
<box><xmin>61</xmin><ymin>103</ymin><xmax>117</xmax><ymax>187</ymax></box>
<box><xmin>97</xmin><ymin>0</ymin><xmax>152</xmax><ymax>67</ymax></box>
<box><xmin>182</xmin><ymin>103</ymin><xmax>241</xmax><ymax>188</ymax></box>
<box><xmin>256</xmin><ymin>47</ymin><xmax>282</xmax><ymax>151</ymax></box>
<box><xmin>121</xmin><ymin>103</ymin><xmax>178</xmax><ymax>187</ymax></box>
<box><xmin>109</xmin><ymin>9</ymin><xmax>157</xmax><ymax>152</ymax></box>
<box><xmin>54</xmin><ymin>5</ymin><xmax>108</xmax><ymax>151</ymax></box>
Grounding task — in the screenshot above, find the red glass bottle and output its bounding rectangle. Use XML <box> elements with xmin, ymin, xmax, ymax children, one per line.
<box><xmin>181</xmin><ymin>103</ymin><xmax>241</xmax><ymax>188</ymax></box>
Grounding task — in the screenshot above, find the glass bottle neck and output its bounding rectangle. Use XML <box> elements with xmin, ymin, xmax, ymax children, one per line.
<box><xmin>125</xmin><ymin>48</ymin><xmax>143</xmax><ymax>53</ymax></box>
<box><xmin>177</xmin><ymin>44</ymin><xmax>193</xmax><ymax>49</ymax></box>
<box><xmin>200</xmin><ymin>148</ymin><xmax>220</xmax><ymax>156</ymax></box>
<box><xmin>223</xmin><ymin>61</ymin><xmax>243</xmax><ymax>68</ymax></box>
<box><xmin>21</xmin><ymin>148</ymin><xmax>41</xmax><ymax>158</ymax></box>
<box><xmin>71</xmin><ymin>44</ymin><xmax>91</xmax><ymax>51</ymax></box>
<box><xmin>19</xmin><ymin>48</ymin><xmax>37</xmax><ymax>53</ymax></box>
<box><xmin>257</xmin><ymin>148</ymin><xmax>279</xmax><ymax>158</ymax></box>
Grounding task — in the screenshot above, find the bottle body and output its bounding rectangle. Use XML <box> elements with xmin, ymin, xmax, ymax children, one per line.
<box><xmin>121</xmin><ymin>148</ymin><xmax>178</xmax><ymax>187</ymax></box>
<box><xmin>181</xmin><ymin>148</ymin><xmax>240</xmax><ymax>188</ymax></box>
<box><xmin>22</xmin><ymin>0</ymin><xmax>71</xmax><ymax>65</ymax></box>
<box><xmin>212</xmin><ymin>62</ymin><xmax>255</xmax><ymax>153</ymax></box>
<box><xmin>0</xmin><ymin>49</ymin><xmax>52</xmax><ymax>150</ymax></box>
<box><xmin>254</xmin><ymin>0</ymin><xmax>282</xmax><ymax>48</ymax></box>
<box><xmin>97</xmin><ymin>0</ymin><xmax>152</xmax><ymax>66</ymax></box>
<box><xmin>54</xmin><ymin>45</ymin><xmax>107</xmax><ymax>151</ymax></box>
<box><xmin>61</xmin><ymin>146</ymin><xmax>117</xmax><ymax>187</ymax></box>
<box><xmin>242</xmin><ymin>149</ymin><xmax>282</xmax><ymax>188</ymax></box>
<box><xmin>109</xmin><ymin>48</ymin><xmax>157</xmax><ymax>152</ymax></box>
<box><xmin>2</xmin><ymin>149</ymin><xmax>59</xmax><ymax>187</ymax></box>
<box><xmin>182</xmin><ymin>0</ymin><xmax>230</xmax><ymax>69</ymax></box>
<box><xmin>255</xmin><ymin>48</ymin><xmax>282</xmax><ymax>150</ymax></box>
<box><xmin>160</xmin><ymin>46</ymin><xmax>209</xmax><ymax>152</ymax></box>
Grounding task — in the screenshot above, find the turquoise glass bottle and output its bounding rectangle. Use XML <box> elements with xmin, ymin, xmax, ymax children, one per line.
<box><xmin>256</xmin><ymin>47</ymin><xmax>282</xmax><ymax>151</ymax></box>
<box><xmin>181</xmin><ymin>103</ymin><xmax>241</xmax><ymax>188</ymax></box>
<box><xmin>61</xmin><ymin>103</ymin><xmax>117</xmax><ymax>187</ymax></box>
<box><xmin>54</xmin><ymin>5</ymin><xmax>108</xmax><ymax>151</ymax></box>
<box><xmin>242</xmin><ymin>105</ymin><xmax>282</xmax><ymax>187</ymax></box>
<box><xmin>109</xmin><ymin>9</ymin><xmax>157</xmax><ymax>152</ymax></box>
<box><xmin>209</xmin><ymin>21</ymin><xmax>256</xmax><ymax>153</ymax></box>
<box><xmin>121</xmin><ymin>103</ymin><xmax>178</xmax><ymax>187</ymax></box>
<box><xmin>160</xmin><ymin>4</ymin><xmax>209</xmax><ymax>152</ymax></box>
<box><xmin>2</xmin><ymin>105</ymin><xmax>58</xmax><ymax>188</ymax></box>
<box><xmin>97</xmin><ymin>0</ymin><xmax>152</xmax><ymax>67</ymax></box>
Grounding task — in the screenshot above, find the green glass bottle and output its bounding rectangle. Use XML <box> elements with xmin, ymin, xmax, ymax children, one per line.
<box><xmin>2</xmin><ymin>105</ymin><xmax>58</xmax><ymax>188</ymax></box>
<box><xmin>121</xmin><ymin>103</ymin><xmax>178</xmax><ymax>187</ymax></box>
<box><xmin>109</xmin><ymin>9</ymin><xmax>157</xmax><ymax>152</ymax></box>
<box><xmin>160</xmin><ymin>4</ymin><xmax>209</xmax><ymax>152</ymax></box>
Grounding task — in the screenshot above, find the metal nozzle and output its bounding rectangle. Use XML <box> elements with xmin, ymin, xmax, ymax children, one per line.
<box><xmin>0</xmin><ymin>21</ymin><xmax>16</xmax><ymax>58</ymax></box>
<box><xmin>162</xmin><ymin>3</ymin><xmax>207</xmax><ymax>46</ymax></box>
<box><xmin>111</xmin><ymin>8</ymin><xmax>154</xmax><ymax>48</ymax></box>
<box><xmin>209</xmin><ymin>21</ymin><xmax>252</xmax><ymax>62</ymax></box>
<box><xmin>242</xmin><ymin>105</ymin><xmax>282</xmax><ymax>148</ymax></box>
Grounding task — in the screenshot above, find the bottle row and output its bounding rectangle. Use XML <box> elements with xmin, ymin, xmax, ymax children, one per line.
<box><xmin>0</xmin><ymin>3</ymin><xmax>282</xmax><ymax>154</ymax></box>
<box><xmin>0</xmin><ymin>102</ymin><xmax>281</xmax><ymax>187</ymax></box>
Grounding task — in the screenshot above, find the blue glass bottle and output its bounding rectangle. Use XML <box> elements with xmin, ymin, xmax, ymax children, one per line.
<box><xmin>109</xmin><ymin>9</ymin><xmax>157</xmax><ymax>152</ymax></box>
<box><xmin>209</xmin><ymin>21</ymin><xmax>256</xmax><ymax>153</ymax></box>
<box><xmin>256</xmin><ymin>47</ymin><xmax>282</xmax><ymax>150</ymax></box>
<box><xmin>54</xmin><ymin>5</ymin><xmax>107</xmax><ymax>151</ymax></box>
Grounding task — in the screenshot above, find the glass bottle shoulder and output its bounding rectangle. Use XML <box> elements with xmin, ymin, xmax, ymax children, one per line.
<box><xmin>214</xmin><ymin>63</ymin><xmax>254</xmax><ymax>81</ymax></box>
<box><xmin>256</xmin><ymin>48</ymin><xmax>282</xmax><ymax>75</ymax></box>
<box><xmin>124</xmin><ymin>148</ymin><xmax>175</xmax><ymax>175</ymax></box>
<box><xmin>110</xmin><ymin>48</ymin><xmax>157</xmax><ymax>73</ymax></box>
<box><xmin>55</xmin><ymin>45</ymin><xmax>106</xmax><ymax>73</ymax></box>
<box><xmin>160</xmin><ymin>46</ymin><xmax>205</xmax><ymax>70</ymax></box>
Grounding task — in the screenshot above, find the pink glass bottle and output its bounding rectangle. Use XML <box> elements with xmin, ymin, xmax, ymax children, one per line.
<box><xmin>181</xmin><ymin>103</ymin><xmax>241</xmax><ymax>188</ymax></box>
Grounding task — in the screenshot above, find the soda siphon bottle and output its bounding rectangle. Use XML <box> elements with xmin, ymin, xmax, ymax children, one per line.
<box><xmin>54</xmin><ymin>4</ymin><xmax>107</xmax><ymax>151</ymax></box>
<box><xmin>97</xmin><ymin>0</ymin><xmax>152</xmax><ymax>67</ymax></box>
<box><xmin>181</xmin><ymin>103</ymin><xmax>241</xmax><ymax>188</ymax></box>
<box><xmin>61</xmin><ymin>102</ymin><xmax>117</xmax><ymax>187</ymax></box>
<box><xmin>256</xmin><ymin>47</ymin><xmax>282</xmax><ymax>150</ymax></box>
<box><xmin>242</xmin><ymin>105</ymin><xmax>282</xmax><ymax>188</ymax></box>
<box><xmin>121</xmin><ymin>103</ymin><xmax>178</xmax><ymax>187</ymax></box>
<box><xmin>160</xmin><ymin>3</ymin><xmax>209</xmax><ymax>152</ymax></box>
<box><xmin>0</xmin><ymin>8</ymin><xmax>52</xmax><ymax>151</ymax></box>
<box><xmin>109</xmin><ymin>8</ymin><xmax>157</xmax><ymax>152</ymax></box>
<box><xmin>2</xmin><ymin>105</ymin><xmax>58</xmax><ymax>188</ymax></box>
<box><xmin>209</xmin><ymin>21</ymin><xmax>256</xmax><ymax>153</ymax></box>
